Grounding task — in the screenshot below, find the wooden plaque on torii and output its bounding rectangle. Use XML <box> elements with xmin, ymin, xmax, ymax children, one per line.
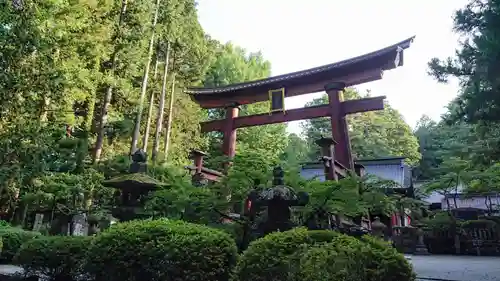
<box><xmin>185</xmin><ymin>37</ymin><xmax>415</xmax><ymax>179</ymax></box>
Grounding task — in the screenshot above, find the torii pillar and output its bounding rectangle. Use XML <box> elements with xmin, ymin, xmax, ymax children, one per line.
<box><xmin>222</xmin><ymin>105</ymin><xmax>239</xmax><ymax>158</ymax></box>
<box><xmin>325</xmin><ymin>82</ymin><xmax>354</xmax><ymax>170</ymax></box>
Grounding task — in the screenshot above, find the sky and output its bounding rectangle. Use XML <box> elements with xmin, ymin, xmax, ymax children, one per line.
<box><xmin>197</xmin><ymin>0</ymin><xmax>468</xmax><ymax>135</ymax></box>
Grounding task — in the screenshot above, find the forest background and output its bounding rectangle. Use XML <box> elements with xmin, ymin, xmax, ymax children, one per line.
<box><xmin>1</xmin><ymin>0</ymin><xmax>500</xmax><ymax>225</ymax></box>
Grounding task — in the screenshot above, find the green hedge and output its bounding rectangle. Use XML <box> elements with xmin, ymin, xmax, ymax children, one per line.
<box><xmin>85</xmin><ymin>219</ymin><xmax>238</xmax><ymax>281</ymax></box>
<box><xmin>234</xmin><ymin>228</ymin><xmax>340</xmax><ymax>281</ymax></box>
<box><xmin>14</xmin><ymin>236</ymin><xmax>91</xmax><ymax>281</ymax></box>
<box><xmin>360</xmin><ymin>235</ymin><xmax>415</xmax><ymax>281</ymax></box>
<box><xmin>235</xmin><ymin>228</ymin><xmax>415</xmax><ymax>281</ymax></box>
<box><xmin>0</xmin><ymin>227</ymin><xmax>40</xmax><ymax>263</ymax></box>
<box><xmin>296</xmin><ymin>243</ymin><xmax>364</xmax><ymax>281</ymax></box>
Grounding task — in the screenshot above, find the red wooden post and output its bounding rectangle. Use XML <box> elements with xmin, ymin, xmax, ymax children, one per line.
<box><xmin>324</xmin><ymin>82</ymin><xmax>354</xmax><ymax>170</ymax></box>
<box><xmin>315</xmin><ymin>137</ymin><xmax>338</xmax><ymax>181</ymax></box>
<box><xmin>222</xmin><ymin>106</ymin><xmax>239</xmax><ymax>158</ymax></box>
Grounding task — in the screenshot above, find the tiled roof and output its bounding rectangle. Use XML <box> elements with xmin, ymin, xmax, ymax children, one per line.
<box><xmin>186</xmin><ymin>36</ymin><xmax>415</xmax><ymax>95</ymax></box>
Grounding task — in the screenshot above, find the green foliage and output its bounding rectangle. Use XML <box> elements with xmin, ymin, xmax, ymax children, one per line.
<box><xmin>0</xmin><ymin>221</ymin><xmax>11</xmax><ymax>228</ymax></box>
<box><xmin>302</xmin><ymin>89</ymin><xmax>421</xmax><ymax>165</ymax></box>
<box><xmin>460</xmin><ymin>219</ymin><xmax>497</xmax><ymax>229</ymax></box>
<box><xmin>235</xmin><ymin>228</ymin><xmax>415</xmax><ymax>281</ymax></box>
<box><xmin>203</xmin><ymin>43</ymin><xmax>287</xmax><ymax>167</ymax></box>
<box><xmin>0</xmin><ymin>227</ymin><xmax>40</xmax><ymax>263</ymax></box>
<box><xmin>424</xmin><ymin>1</ymin><xmax>500</xmax><ymax>190</ymax></box>
<box><xmin>280</xmin><ymin>133</ymin><xmax>310</xmax><ymax>167</ymax></box>
<box><xmin>296</xmin><ymin>243</ymin><xmax>364</xmax><ymax>281</ymax></box>
<box><xmin>360</xmin><ymin>235</ymin><xmax>416</xmax><ymax>281</ymax></box>
<box><xmin>145</xmin><ymin>183</ymin><xmax>222</xmax><ymax>224</ymax></box>
<box><xmin>85</xmin><ymin>219</ymin><xmax>238</xmax><ymax>281</ymax></box>
<box><xmin>14</xmin><ymin>236</ymin><xmax>91</xmax><ymax>281</ymax></box>
<box><xmin>422</xmin><ymin>211</ymin><xmax>458</xmax><ymax>231</ymax></box>
<box><xmin>234</xmin><ymin>228</ymin><xmax>334</xmax><ymax>281</ymax></box>
<box><xmin>428</xmin><ymin>0</ymin><xmax>500</xmax><ymax>123</ymax></box>
<box><xmin>298</xmin><ymin>178</ymin><xmax>364</xmax><ymax>218</ymax></box>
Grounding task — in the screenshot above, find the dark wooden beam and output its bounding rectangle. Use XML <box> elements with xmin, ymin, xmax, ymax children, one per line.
<box><xmin>200</xmin><ymin>96</ymin><xmax>386</xmax><ymax>132</ymax></box>
<box><xmin>192</xmin><ymin>68</ymin><xmax>384</xmax><ymax>109</ymax></box>
<box><xmin>342</xmin><ymin>96</ymin><xmax>385</xmax><ymax>115</ymax></box>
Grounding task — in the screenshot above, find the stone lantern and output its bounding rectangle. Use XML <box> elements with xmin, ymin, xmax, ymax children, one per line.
<box><xmin>103</xmin><ymin>149</ymin><xmax>166</xmax><ymax>221</ymax></box>
<box><xmin>413</xmin><ymin>222</ymin><xmax>430</xmax><ymax>255</ymax></box>
<box><xmin>371</xmin><ymin>217</ymin><xmax>387</xmax><ymax>239</ymax></box>
<box><xmin>245</xmin><ymin>166</ymin><xmax>309</xmax><ymax>235</ymax></box>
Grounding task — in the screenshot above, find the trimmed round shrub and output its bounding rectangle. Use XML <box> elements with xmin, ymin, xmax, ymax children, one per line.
<box><xmin>0</xmin><ymin>227</ymin><xmax>40</xmax><ymax>263</ymax></box>
<box><xmin>14</xmin><ymin>236</ymin><xmax>91</xmax><ymax>281</ymax></box>
<box><xmin>235</xmin><ymin>228</ymin><xmax>415</xmax><ymax>281</ymax></box>
<box><xmin>234</xmin><ymin>228</ymin><xmax>341</xmax><ymax>281</ymax></box>
<box><xmin>296</xmin><ymin>243</ymin><xmax>364</xmax><ymax>281</ymax></box>
<box><xmin>85</xmin><ymin>219</ymin><xmax>238</xmax><ymax>281</ymax></box>
<box><xmin>359</xmin><ymin>235</ymin><xmax>416</xmax><ymax>281</ymax></box>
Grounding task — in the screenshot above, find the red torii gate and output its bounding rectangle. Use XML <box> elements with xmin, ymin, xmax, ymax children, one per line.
<box><xmin>186</xmin><ymin>37</ymin><xmax>414</xmax><ymax>180</ymax></box>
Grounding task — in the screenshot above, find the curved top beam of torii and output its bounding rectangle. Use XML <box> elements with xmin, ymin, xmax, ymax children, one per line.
<box><xmin>186</xmin><ymin>36</ymin><xmax>415</xmax><ymax>109</ymax></box>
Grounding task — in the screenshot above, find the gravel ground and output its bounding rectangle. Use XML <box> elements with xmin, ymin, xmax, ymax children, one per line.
<box><xmin>410</xmin><ymin>255</ymin><xmax>500</xmax><ymax>281</ymax></box>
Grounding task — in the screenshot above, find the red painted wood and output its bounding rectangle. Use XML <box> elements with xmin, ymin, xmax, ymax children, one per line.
<box><xmin>342</xmin><ymin>96</ymin><xmax>385</xmax><ymax>115</ymax></box>
<box><xmin>201</xmin><ymin>96</ymin><xmax>384</xmax><ymax>132</ymax></box>
<box><xmin>222</xmin><ymin>107</ymin><xmax>239</xmax><ymax>158</ymax></box>
<box><xmin>327</xmin><ymin>88</ymin><xmax>351</xmax><ymax>169</ymax></box>
<box><xmin>191</xmin><ymin>69</ymin><xmax>384</xmax><ymax>109</ymax></box>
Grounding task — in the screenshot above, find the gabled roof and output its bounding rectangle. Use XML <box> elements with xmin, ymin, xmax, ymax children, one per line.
<box><xmin>186</xmin><ymin>36</ymin><xmax>415</xmax><ymax>96</ymax></box>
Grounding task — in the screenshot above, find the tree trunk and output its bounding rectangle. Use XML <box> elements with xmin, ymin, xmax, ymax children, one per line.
<box><xmin>141</xmin><ymin>91</ymin><xmax>155</xmax><ymax>152</ymax></box>
<box><xmin>40</xmin><ymin>96</ymin><xmax>50</xmax><ymax>121</ymax></box>
<box><xmin>163</xmin><ymin>73</ymin><xmax>176</xmax><ymax>159</ymax></box>
<box><xmin>130</xmin><ymin>0</ymin><xmax>161</xmax><ymax>155</ymax></box>
<box><xmin>21</xmin><ymin>203</ymin><xmax>29</xmax><ymax>227</ymax></box>
<box><xmin>92</xmin><ymin>0</ymin><xmax>128</xmax><ymax>164</ymax></box>
<box><xmin>152</xmin><ymin>42</ymin><xmax>170</xmax><ymax>162</ymax></box>
<box><xmin>75</xmin><ymin>97</ymin><xmax>95</xmax><ymax>173</ymax></box>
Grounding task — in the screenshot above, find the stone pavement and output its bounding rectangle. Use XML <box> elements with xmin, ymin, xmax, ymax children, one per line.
<box><xmin>0</xmin><ymin>265</ymin><xmax>22</xmax><ymax>276</ymax></box>
<box><xmin>1</xmin><ymin>255</ymin><xmax>499</xmax><ymax>281</ymax></box>
<box><xmin>410</xmin><ymin>255</ymin><xmax>500</xmax><ymax>281</ymax></box>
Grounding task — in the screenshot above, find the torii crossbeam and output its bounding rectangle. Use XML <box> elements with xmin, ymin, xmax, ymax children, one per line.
<box><xmin>186</xmin><ymin>37</ymin><xmax>415</xmax><ymax>177</ymax></box>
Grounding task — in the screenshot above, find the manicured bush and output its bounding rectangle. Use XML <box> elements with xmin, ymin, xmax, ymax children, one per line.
<box><xmin>235</xmin><ymin>228</ymin><xmax>415</xmax><ymax>281</ymax></box>
<box><xmin>234</xmin><ymin>228</ymin><xmax>341</xmax><ymax>281</ymax></box>
<box><xmin>360</xmin><ymin>235</ymin><xmax>416</xmax><ymax>281</ymax></box>
<box><xmin>296</xmin><ymin>243</ymin><xmax>364</xmax><ymax>281</ymax></box>
<box><xmin>14</xmin><ymin>236</ymin><xmax>91</xmax><ymax>281</ymax></box>
<box><xmin>85</xmin><ymin>219</ymin><xmax>238</xmax><ymax>281</ymax></box>
<box><xmin>0</xmin><ymin>227</ymin><xmax>40</xmax><ymax>263</ymax></box>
